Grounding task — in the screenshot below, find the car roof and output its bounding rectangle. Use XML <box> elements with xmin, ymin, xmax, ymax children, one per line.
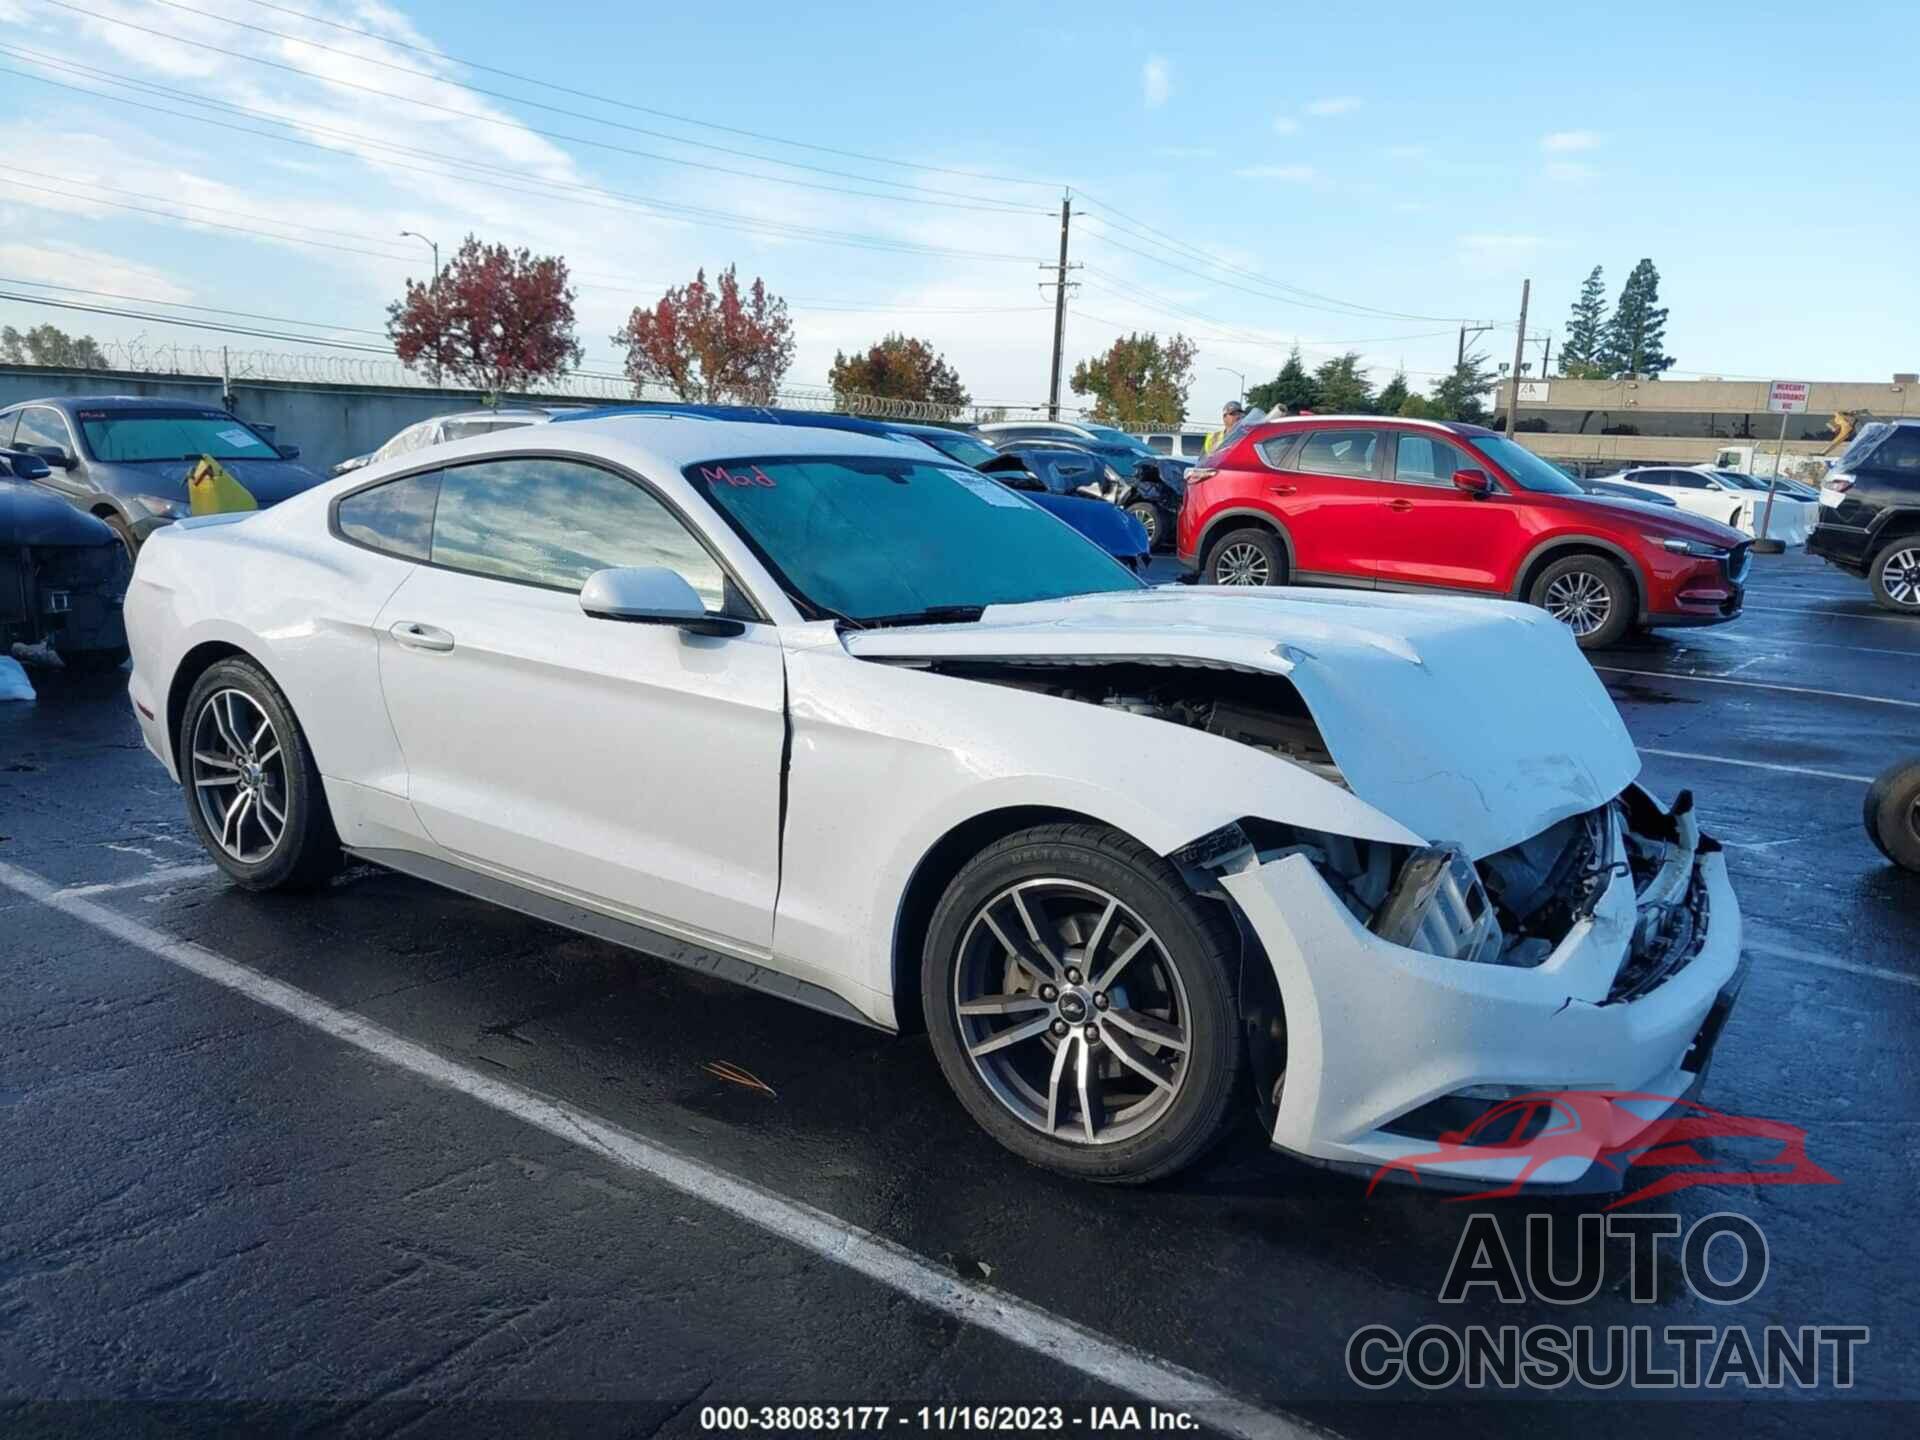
<box><xmin>498</xmin><ymin>411</ymin><xmax>930</xmax><ymax>470</ymax></box>
<box><xmin>6</xmin><ymin>395</ymin><xmax>232</xmax><ymax>415</ymax></box>
<box><xmin>1251</xmin><ymin>413</ymin><xmax>1500</xmax><ymax>438</ymax></box>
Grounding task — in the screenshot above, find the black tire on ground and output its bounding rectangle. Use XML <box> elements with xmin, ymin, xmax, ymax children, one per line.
<box><xmin>1867</xmin><ymin>539</ymin><xmax>1920</xmax><ymax>615</ymax></box>
<box><xmin>921</xmin><ymin>822</ymin><xmax>1245</xmax><ymax>1184</ymax></box>
<box><xmin>1204</xmin><ymin>527</ymin><xmax>1287</xmax><ymax>587</ymax></box>
<box><xmin>179</xmin><ymin>656</ymin><xmax>341</xmax><ymax>891</ymax></box>
<box><xmin>101</xmin><ymin>513</ymin><xmax>140</xmax><ymax>564</ymax></box>
<box><xmin>1863</xmin><ymin>758</ymin><xmax>1920</xmax><ymax>871</ymax></box>
<box><xmin>1125</xmin><ymin>502</ymin><xmax>1167</xmax><ymax>552</ymax></box>
<box><xmin>1528</xmin><ymin>553</ymin><xmax>1635</xmax><ymax>650</ymax></box>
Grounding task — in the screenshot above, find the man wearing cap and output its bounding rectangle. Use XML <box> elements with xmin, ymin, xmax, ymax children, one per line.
<box><xmin>1204</xmin><ymin>400</ymin><xmax>1246</xmax><ymax>454</ymax></box>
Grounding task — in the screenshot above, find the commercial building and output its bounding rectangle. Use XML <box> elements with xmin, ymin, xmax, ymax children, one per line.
<box><xmin>1493</xmin><ymin>374</ymin><xmax>1920</xmax><ymax>473</ymax></box>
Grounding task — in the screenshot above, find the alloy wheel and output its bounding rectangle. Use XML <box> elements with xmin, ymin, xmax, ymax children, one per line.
<box><xmin>952</xmin><ymin>879</ymin><xmax>1191</xmax><ymax>1146</ymax></box>
<box><xmin>190</xmin><ymin>688</ymin><xmax>289</xmax><ymax>863</ymax></box>
<box><xmin>1543</xmin><ymin>569</ymin><xmax>1613</xmax><ymax>635</ymax></box>
<box><xmin>1884</xmin><ymin>547</ymin><xmax>1920</xmax><ymax>607</ymax></box>
<box><xmin>1214</xmin><ymin>542</ymin><xmax>1270</xmax><ymax>586</ymax></box>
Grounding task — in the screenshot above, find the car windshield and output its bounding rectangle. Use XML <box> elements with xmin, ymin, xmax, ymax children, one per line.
<box><xmin>1083</xmin><ymin>425</ymin><xmax>1156</xmax><ymax>457</ymax></box>
<box><xmin>917</xmin><ymin>431</ymin><xmax>1002</xmax><ymax>469</ymax></box>
<box><xmin>686</xmin><ymin>454</ymin><xmax>1141</xmax><ymax>624</ymax></box>
<box><xmin>76</xmin><ymin>409</ymin><xmax>279</xmax><ymax>462</ymax></box>
<box><xmin>1474</xmin><ymin>434</ymin><xmax>1583</xmax><ymax>494</ymax></box>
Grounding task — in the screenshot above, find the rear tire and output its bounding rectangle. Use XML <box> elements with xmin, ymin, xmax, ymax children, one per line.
<box><xmin>1863</xmin><ymin>759</ymin><xmax>1920</xmax><ymax>871</ymax></box>
<box><xmin>179</xmin><ymin>657</ymin><xmax>341</xmax><ymax>891</ymax></box>
<box><xmin>1126</xmin><ymin>502</ymin><xmax>1168</xmax><ymax>552</ymax></box>
<box><xmin>1868</xmin><ymin>540</ymin><xmax>1920</xmax><ymax>614</ymax></box>
<box><xmin>1204</xmin><ymin>527</ymin><xmax>1286</xmax><ymax>587</ymax></box>
<box><xmin>1530</xmin><ymin>553</ymin><xmax>1634</xmax><ymax>649</ymax></box>
<box><xmin>921</xmin><ymin>823</ymin><xmax>1244</xmax><ymax>1184</ymax></box>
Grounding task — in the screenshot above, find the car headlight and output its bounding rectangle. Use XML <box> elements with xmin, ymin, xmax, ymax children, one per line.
<box><xmin>1662</xmin><ymin>538</ymin><xmax>1730</xmax><ymax>558</ymax></box>
<box><xmin>136</xmin><ymin>494</ymin><xmax>187</xmax><ymax>519</ymax></box>
<box><xmin>1371</xmin><ymin>843</ymin><xmax>1505</xmax><ymax>965</ymax></box>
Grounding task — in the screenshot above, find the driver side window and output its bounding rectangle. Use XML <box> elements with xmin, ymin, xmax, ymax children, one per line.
<box><xmin>429</xmin><ymin>457</ymin><xmax>730</xmax><ymax>609</ymax></box>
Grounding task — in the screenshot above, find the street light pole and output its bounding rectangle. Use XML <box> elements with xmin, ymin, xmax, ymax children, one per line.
<box><xmin>399</xmin><ymin>231</ymin><xmax>442</xmax><ymax>387</ymax></box>
<box><xmin>1216</xmin><ymin>366</ymin><xmax>1246</xmax><ymax>403</ymax></box>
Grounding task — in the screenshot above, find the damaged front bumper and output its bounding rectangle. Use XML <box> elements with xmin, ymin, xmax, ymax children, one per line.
<box><xmin>1219</xmin><ymin>787</ymin><xmax>1744</xmax><ymax>1191</ymax></box>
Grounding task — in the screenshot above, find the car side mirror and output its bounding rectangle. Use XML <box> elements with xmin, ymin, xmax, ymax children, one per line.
<box><xmin>580</xmin><ymin>566</ymin><xmax>743</xmax><ymax>637</ymax></box>
<box><xmin>1452</xmin><ymin>467</ymin><xmax>1494</xmax><ymax>497</ymax></box>
<box><xmin>25</xmin><ymin>444</ymin><xmax>74</xmax><ymax>470</ymax></box>
<box><xmin>275</xmin><ymin>443</ymin><xmax>301</xmax><ymax>460</ymax></box>
<box><xmin>4</xmin><ymin>452</ymin><xmax>52</xmax><ymax>481</ymax></box>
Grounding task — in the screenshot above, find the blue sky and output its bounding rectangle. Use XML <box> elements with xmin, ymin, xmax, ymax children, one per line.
<box><xmin>0</xmin><ymin>0</ymin><xmax>1913</xmax><ymax>421</ymax></box>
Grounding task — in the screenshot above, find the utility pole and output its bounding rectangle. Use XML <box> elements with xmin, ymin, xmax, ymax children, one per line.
<box><xmin>1540</xmin><ymin>334</ymin><xmax>1552</xmax><ymax>380</ymax></box>
<box><xmin>1046</xmin><ymin>196</ymin><xmax>1072</xmax><ymax>420</ymax></box>
<box><xmin>1456</xmin><ymin>321</ymin><xmax>1494</xmax><ymax>367</ymax></box>
<box><xmin>1506</xmin><ymin>279</ymin><xmax>1530</xmax><ymax>437</ymax></box>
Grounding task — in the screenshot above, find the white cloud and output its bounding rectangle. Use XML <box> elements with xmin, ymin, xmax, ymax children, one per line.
<box><xmin>1142</xmin><ymin>56</ymin><xmax>1172</xmax><ymax>108</ymax></box>
<box><xmin>0</xmin><ymin>242</ymin><xmax>193</xmax><ymax>303</ymax></box>
<box><xmin>1306</xmin><ymin>96</ymin><xmax>1362</xmax><ymax>117</ymax></box>
<box><xmin>1234</xmin><ymin>164</ymin><xmax>1315</xmax><ymax>182</ymax></box>
<box><xmin>1541</xmin><ymin>130</ymin><xmax>1602</xmax><ymax>153</ymax></box>
<box><xmin>1271</xmin><ymin>116</ymin><xmax>1300</xmax><ymax>136</ymax></box>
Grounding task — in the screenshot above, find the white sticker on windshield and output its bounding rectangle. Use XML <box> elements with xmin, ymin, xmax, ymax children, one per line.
<box><xmin>949</xmin><ymin>472</ymin><xmax>1027</xmax><ymax>508</ymax></box>
<box><xmin>216</xmin><ymin>427</ymin><xmax>257</xmax><ymax>449</ymax></box>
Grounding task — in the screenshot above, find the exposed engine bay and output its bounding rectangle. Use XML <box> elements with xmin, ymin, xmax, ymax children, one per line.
<box><xmin>0</xmin><ymin>539</ymin><xmax>129</xmax><ymax>661</ymax></box>
<box><xmin>904</xmin><ymin>658</ymin><xmax>1343</xmax><ymax>784</ymax></box>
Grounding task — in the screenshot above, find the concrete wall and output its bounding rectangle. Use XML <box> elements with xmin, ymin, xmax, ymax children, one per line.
<box><xmin>0</xmin><ymin>365</ymin><xmax>593</xmax><ymax>471</ymax></box>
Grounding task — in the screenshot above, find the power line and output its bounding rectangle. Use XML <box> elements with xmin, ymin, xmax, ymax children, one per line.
<box><xmin>39</xmin><ymin>3</ymin><xmax>1045</xmax><ymax>218</ymax></box>
<box><xmin>219</xmin><ymin>0</ymin><xmax>1059</xmax><ymax>190</ymax></box>
<box><xmin>0</xmin><ymin>53</ymin><xmax>1046</xmax><ymax>265</ymax></box>
<box><xmin>116</xmin><ymin>0</ymin><xmax>1044</xmax><ymax>215</ymax></box>
<box><xmin>0</xmin><ymin>276</ymin><xmax>391</xmax><ymax>336</ymax></box>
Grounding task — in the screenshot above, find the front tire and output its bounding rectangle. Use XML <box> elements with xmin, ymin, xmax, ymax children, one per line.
<box><xmin>921</xmin><ymin>823</ymin><xmax>1244</xmax><ymax>1184</ymax></box>
<box><xmin>1530</xmin><ymin>553</ymin><xmax>1634</xmax><ymax>649</ymax></box>
<box><xmin>1869</xmin><ymin>540</ymin><xmax>1920</xmax><ymax>614</ymax></box>
<box><xmin>179</xmin><ymin>657</ymin><xmax>341</xmax><ymax>890</ymax></box>
<box><xmin>1125</xmin><ymin>501</ymin><xmax>1169</xmax><ymax>552</ymax></box>
<box><xmin>102</xmin><ymin>513</ymin><xmax>141</xmax><ymax>564</ymax></box>
<box><xmin>1204</xmin><ymin>527</ymin><xmax>1286</xmax><ymax>587</ymax></box>
<box><xmin>1863</xmin><ymin>759</ymin><xmax>1920</xmax><ymax>871</ymax></box>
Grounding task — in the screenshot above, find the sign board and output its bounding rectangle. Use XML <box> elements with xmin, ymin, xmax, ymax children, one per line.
<box><xmin>1517</xmin><ymin>381</ymin><xmax>1550</xmax><ymax>404</ymax></box>
<box><xmin>1767</xmin><ymin>380</ymin><xmax>1811</xmax><ymax>415</ymax></box>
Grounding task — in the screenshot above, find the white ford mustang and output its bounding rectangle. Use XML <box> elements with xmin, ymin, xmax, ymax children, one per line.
<box><xmin>124</xmin><ymin>414</ymin><xmax>1746</xmax><ymax>1188</ymax></box>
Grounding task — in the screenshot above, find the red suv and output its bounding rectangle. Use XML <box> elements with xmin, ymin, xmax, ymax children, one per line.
<box><xmin>1176</xmin><ymin>416</ymin><xmax>1750</xmax><ymax>648</ymax></box>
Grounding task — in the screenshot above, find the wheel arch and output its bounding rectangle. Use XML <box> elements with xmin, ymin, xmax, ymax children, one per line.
<box><xmin>166</xmin><ymin>639</ymin><xmax>271</xmax><ymax>768</ymax></box>
<box><xmin>1196</xmin><ymin>508</ymin><xmax>1295</xmax><ymax>575</ymax></box>
<box><xmin>1868</xmin><ymin>507</ymin><xmax>1920</xmax><ymax>545</ymax></box>
<box><xmin>1512</xmin><ymin>536</ymin><xmax>1648</xmax><ymax>623</ymax></box>
<box><xmin>889</xmin><ymin>804</ymin><xmax>1132</xmax><ymax>1035</ymax></box>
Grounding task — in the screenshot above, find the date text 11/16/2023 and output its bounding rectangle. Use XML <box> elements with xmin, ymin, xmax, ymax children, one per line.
<box><xmin>698</xmin><ymin>1404</ymin><xmax>1200</xmax><ymax>1433</ymax></box>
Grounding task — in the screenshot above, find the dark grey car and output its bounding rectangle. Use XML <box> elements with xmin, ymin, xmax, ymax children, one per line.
<box><xmin>0</xmin><ymin>396</ymin><xmax>327</xmax><ymax>556</ymax></box>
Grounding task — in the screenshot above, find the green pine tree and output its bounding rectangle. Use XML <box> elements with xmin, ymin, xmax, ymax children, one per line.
<box><xmin>1374</xmin><ymin>370</ymin><xmax>1411</xmax><ymax>416</ymax></box>
<box><xmin>1602</xmin><ymin>259</ymin><xmax>1674</xmax><ymax>377</ymax></box>
<box><xmin>1559</xmin><ymin>265</ymin><xmax>1611</xmax><ymax>378</ymax></box>
<box><xmin>1311</xmin><ymin>352</ymin><xmax>1375</xmax><ymax>413</ymax></box>
<box><xmin>1246</xmin><ymin>345</ymin><xmax>1319</xmax><ymax>413</ymax></box>
<box><xmin>1429</xmin><ymin>350</ymin><xmax>1497</xmax><ymax>423</ymax></box>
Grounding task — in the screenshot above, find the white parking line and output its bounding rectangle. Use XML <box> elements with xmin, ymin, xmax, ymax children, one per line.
<box><xmin>1739</xmin><ymin>603</ymin><xmax>1919</xmax><ymax>626</ymax></box>
<box><xmin>57</xmin><ymin>863</ymin><xmax>219</xmax><ymax>898</ymax></box>
<box><xmin>0</xmin><ymin>860</ymin><xmax>1310</xmax><ymax>1440</ymax></box>
<box><xmin>1636</xmin><ymin>748</ymin><xmax>1872</xmax><ymax>784</ymax></box>
<box><xmin>1597</xmin><ymin>667</ymin><xmax>1920</xmax><ymax>710</ymax></box>
<box><xmin>1748</xmin><ymin>940</ymin><xmax>1920</xmax><ymax>991</ymax></box>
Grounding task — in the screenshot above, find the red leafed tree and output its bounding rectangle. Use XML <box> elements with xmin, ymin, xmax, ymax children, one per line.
<box><xmin>387</xmin><ymin>235</ymin><xmax>583</xmax><ymax>397</ymax></box>
<box><xmin>828</xmin><ymin>332</ymin><xmax>970</xmax><ymax>413</ymax></box>
<box><xmin>613</xmin><ymin>264</ymin><xmax>795</xmax><ymax>403</ymax></box>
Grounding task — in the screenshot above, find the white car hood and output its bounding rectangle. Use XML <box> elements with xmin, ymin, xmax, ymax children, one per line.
<box><xmin>844</xmin><ymin>586</ymin><xmax>1640</xmax><ymax>857</ymax></box>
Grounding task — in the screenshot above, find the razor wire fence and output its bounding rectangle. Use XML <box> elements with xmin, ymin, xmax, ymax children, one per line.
<box><xmin>65</xmin><ymin>340</ymin><xmax>1057</xmax><ymax>424</ymax></box>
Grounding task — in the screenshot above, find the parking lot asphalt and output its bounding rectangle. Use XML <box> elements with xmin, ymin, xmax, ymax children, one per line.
<box><xmin>2</xmin><ymin>549</ymin><xmax>1916</xmax><ymax>1437</ymax></box>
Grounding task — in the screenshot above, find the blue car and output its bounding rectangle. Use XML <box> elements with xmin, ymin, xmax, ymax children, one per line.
<box><xmin>554</xmin><ymin>404</ymin><xmax>1152</xmax><ymax>571</ymax></box>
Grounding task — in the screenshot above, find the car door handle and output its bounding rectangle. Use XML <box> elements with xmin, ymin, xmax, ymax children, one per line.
<box><xmin>1268</xmin><ymin>484</ymin><xmax>1296</xmax><ymax>495</ymax></box>
<box><xmin>1386</xmin><ymin>499</ymin><xmax>1415</xmax><ymax>512</ymax></box>
<box><xmin>389</xmin><ymin>620</ymin><xmax>455</xmax><ymax>653</ymax></box>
